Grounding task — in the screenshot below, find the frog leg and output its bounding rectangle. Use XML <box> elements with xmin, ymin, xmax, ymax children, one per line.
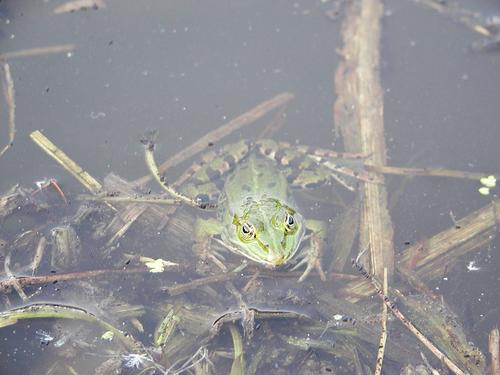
<box><xmin>287</xmin><ymin>164</ymin><xmax>358</xmax><ymax>192</ymax></box>
<box><xmin>175</xmin><ymin>141</ymin><xmax>254</xmax><ymax>210</ymax></box>
<box><xmin>256</xmin><ymin>139</ymin><xmax>378</xmax><ymax>190</ymax></box>
<box><xmin>178</xmin><ymin>174</ymin><xmax>225</xmax><ymax>266</ymax></box>
<box><xmin>259</xmin><ymin>139</ymin><xmax>369</xmax><ymax>160</ymax></box>
<box><xmin>292</xmin><ymin>219</ymin><xmax>327</xmax><ymax>282</ymax></box>
<box><xmin>193</xmin><ymin>217</ymin><xmax>225</xmax><ymax>268</ymax></box>
<box><xmin>183</xmin><ymin>140</ymin><xmax>252</xmax><ymax>187</ymax></box>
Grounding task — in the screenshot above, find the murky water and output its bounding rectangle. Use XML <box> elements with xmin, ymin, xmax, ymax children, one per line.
<box><xmin>1</xmin><ymin>0</ymin><xmax>500</xmax><ymax>374</ymax></box>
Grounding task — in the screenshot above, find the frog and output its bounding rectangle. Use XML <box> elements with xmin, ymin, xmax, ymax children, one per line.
<box><xmin>177</xmin><ymin>138</ymin><xmax>368</xmax><ymax>281</ymax></box>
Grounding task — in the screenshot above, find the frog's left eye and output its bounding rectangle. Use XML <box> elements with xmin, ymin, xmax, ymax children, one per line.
<box><xmin>284</xmin><ymin>213</ymin><xmax>297</xmax><ymax>234</ymax></box>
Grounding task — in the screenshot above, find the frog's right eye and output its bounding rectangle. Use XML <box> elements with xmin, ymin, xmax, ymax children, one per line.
<box><xmin>238</xmin><ymin>222</ymin><xmax>256</xmax><ymax>242</ymax></box>
<box><xmin>284</xmin><ymin>213</ymin><xmax>298</xmax><ymax>234</ymax></box>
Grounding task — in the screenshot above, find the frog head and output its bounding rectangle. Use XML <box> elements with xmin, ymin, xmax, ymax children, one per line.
<box><xmin>230</xmin><ymin>197</ymin><xmax>305</xmax><ymax>267</ymax></box>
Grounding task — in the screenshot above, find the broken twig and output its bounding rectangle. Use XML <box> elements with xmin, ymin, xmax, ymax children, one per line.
<box><xmin>0</xmin><ymin>267</ymin><xmax>158</xmax><ymax>291</ymax></box>
<box><xmin>374</xmin><ymin>267</ymin><xmax>388</xmax><ymax>375</ymax></box>
<box><xmin>142</xmin><ymin>134</ymin><xmax>216</xmax><ymax>210</ymax></box>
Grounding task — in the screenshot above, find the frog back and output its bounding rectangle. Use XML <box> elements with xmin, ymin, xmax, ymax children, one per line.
<box><xmin>221</xmin><ymin>154</ymin><xmax>290</xmax><ymax>215</ymax></box>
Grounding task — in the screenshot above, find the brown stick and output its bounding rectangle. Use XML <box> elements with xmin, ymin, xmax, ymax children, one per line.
<box><xmin>335</xmin><ymin>0</ymin><xmax>394</xmax><ymax>280</ymax></box>
<box><xmin>133</xmin><ymin>92</ymin><xmax>294</xmax><ymax>187</ymax></box>
<box><xmin>0</xmin><ymin>267</ymin><xmax>165</xmax><ymax>290</ymax></box>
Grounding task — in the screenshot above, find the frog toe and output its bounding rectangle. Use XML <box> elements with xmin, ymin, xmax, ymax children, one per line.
<box><xmin>292</xmin><ymin>249</ymin><xmax>326</xmax><ymax>282</ymax></box>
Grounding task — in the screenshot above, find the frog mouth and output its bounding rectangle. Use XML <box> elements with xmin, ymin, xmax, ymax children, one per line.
<box><xmin>268</xmin><ymin>254</ymin><xmax>287</xmax><ymax>267</ymax></box>
<box><xmin>214</xmin><ymin>237</ymin><xmax>290</xmax><ymax>267</ymax></box>
<box><xmin>255</xmin><ymin>237</ymin><xmax>296</xmax><ymax>267</ymax></box>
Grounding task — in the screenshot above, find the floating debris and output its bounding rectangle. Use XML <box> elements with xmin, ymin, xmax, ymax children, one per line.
<box><xmin>35</xmin><ymin>329</ymin><xmax>55</xmax><ymax>345</ymax></box>
<box><xmin>139</xmin><ymin>256</ymin><xmax>178</xmax><ymax>273</ymax></box>
<box><xmin>53</xmin><ymin>0</ymin><xmax>106</xmax><ymax>14</ymax></box>
<box><xmin>121</xmin><ymin>353</ymin><xmax>148</xmax><ymax>369</ymax></box>
<box><xmin>33</xmin><ymin>178</ymin><xmax>68</xmax><ymax>204</ymax></box>
<box><xmin>466</xmin><ymin>260</ymin><xmax>481</xmax><ymax>272</ymax></box>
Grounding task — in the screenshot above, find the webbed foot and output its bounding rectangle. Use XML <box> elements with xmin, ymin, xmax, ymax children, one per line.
<box><xmin>292</xmin><ymin>234</ymin><xmax>326</xmax><ymax>282</ymax></box>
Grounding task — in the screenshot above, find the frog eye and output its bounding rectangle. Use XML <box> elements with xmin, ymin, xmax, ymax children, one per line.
<box><xmin>284</xmin><ymin>213</ymin><xmax>297</xmax><ymax>234</ymax></box>
<box><xmin>239</xmin><ymin>222</ymin><xmax>256</xmax><ymax>242</ymax></box>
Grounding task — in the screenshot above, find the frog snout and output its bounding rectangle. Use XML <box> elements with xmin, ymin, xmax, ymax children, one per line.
<box><xmin>271</xmin><ymin>255</ymin><xmax>286</xmax><ymax>266</ymax></box>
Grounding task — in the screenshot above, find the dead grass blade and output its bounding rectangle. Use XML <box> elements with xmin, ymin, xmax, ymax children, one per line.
<box><xmin>30</xmin><ymin>130</ymin><xmax>103</xmax><ymax>194</ymax></box>
<box><xmin>0</xmin><ymin>63</ymin><xmax>16</xmax><ymax>158</ymax></box>
<box><xmin>0</xmin><ymin>44</ymin><xmax>75</xmax><ymax>60</ymax></box>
